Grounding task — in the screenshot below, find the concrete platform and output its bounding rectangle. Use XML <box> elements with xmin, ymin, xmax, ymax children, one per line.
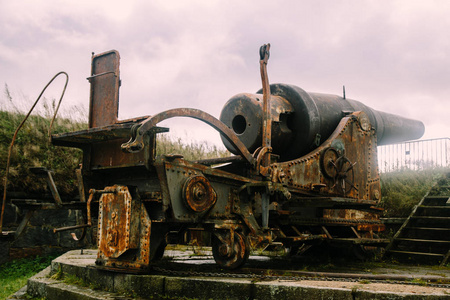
<box><xmin>9</xmin><ymin>249</ymin><xmax>450</xmax><ymax>299</ymax></box>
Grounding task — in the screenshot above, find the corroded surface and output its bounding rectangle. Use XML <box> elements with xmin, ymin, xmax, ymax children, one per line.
<box><xmin>47</xmin><ymin>46</ymin><xmax>427</xmax><ymax>273</ymax></box>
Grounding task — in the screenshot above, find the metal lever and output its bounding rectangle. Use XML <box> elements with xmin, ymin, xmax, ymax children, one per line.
<box><xmin>53</xmin><ymin>189</ymin><xmax>114</xmax><ymax>240</ymax></box>
<box><xmin>259</xmin><ymin>43</ymin><xmax>272</xmax><ymax>171</ymax></box>
<box><xmin>259</xmin><ymin>43</ymin><xmax>272</xmax><ymax>229</ymax></box>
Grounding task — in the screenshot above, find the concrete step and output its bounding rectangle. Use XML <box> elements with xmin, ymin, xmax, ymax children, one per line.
<box><xmin>422</xmin><ymin>196</ymin><xmax>450</xmax><ymax>206</ymax></box>
<box><xmin>9</xmin><ymin>250</ymin><xmax>450</xmax><ymax>300</ymax></box>
<box><xmin>25</xmin><ymin>266</ymin><xmax>123</xmax><ymax>300</ymax></box>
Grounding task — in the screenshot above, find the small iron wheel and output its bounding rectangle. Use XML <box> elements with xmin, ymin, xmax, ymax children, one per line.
<box><xmin>212</xmin><ymin>231</ymin><xmax>249</xmax><ymax>269</ymax></box>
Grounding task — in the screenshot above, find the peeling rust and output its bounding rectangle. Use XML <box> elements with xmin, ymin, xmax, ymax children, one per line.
<box><xmin>88</xmin><ymin>50</ymin><xmax>120</xmax><ymax>128</ymax></box>
<box><xmin>46</xmin><ymin>45</ymin><xmax>425</xmax><ymax>271</ymax></box>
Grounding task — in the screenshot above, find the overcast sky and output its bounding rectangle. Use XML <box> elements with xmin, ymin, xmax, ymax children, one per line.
<box><xmin>1</xmin><ymin>0</ymin><xmax>449</xmax><ymax>147</ymax></box>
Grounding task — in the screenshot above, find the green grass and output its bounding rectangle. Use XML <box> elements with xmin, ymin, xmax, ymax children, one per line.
<box><xmin>0</xmin><ymin>255</ymin><xmax>57</xmax><ymax>300</ymax></box>
<box><xmin>380</xmin><ymin>168</ymin><xmax>450</xmax><ymax>217</ymax></box>
<box><xmin>0</xmin><ymin>87</ymin><xmax>88</xmax><ymax>198</ymax></box>
<box><xmin>156</xmin><ymin>134</ymin><xmax>230</xmax><ymax>161</ymax></box>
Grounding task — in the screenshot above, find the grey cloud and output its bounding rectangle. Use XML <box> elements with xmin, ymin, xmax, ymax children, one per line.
<box><xmin>0</xmin><ymin>0</ymin><xmax>448</xmax><ymax>143</ymax></box>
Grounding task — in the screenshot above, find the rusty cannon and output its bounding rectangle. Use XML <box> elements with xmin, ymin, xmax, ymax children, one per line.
<box><xmin>220</xmin><ymin>84</ymin><xmax>424</xmax><ymax>161</ymax></box>
<box><xmin>51</xmin><ymin>45</ymin><xmax>424</xmax><ymax>270</ymax></box>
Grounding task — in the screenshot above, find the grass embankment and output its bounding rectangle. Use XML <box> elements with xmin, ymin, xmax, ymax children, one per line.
<box><xmin>379</xmin><ymin>168</ymin><xmax>450</xmax><ymax>217</ymax></box>
<box><xmin>157</xmin><ymin>135</ymin><xmax>229</xmax><ymax>161</ymax></box>
<box><xmin>0</xmin><ymin>109</ymin><xmax>86</xmax><ymax>197</ymax></box>
<box><xmin>0</xmin><ymin>255</ymin><xmax>56</xmax><ymax>300</ymax></box>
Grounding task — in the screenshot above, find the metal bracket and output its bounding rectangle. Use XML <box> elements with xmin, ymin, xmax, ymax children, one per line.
<box><xmin>86</xmin><ymin>71</ymin><xmax>117</xmax><ymax>82</ymax></box>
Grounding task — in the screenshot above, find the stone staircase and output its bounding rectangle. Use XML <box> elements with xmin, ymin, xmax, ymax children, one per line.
<box><xmin>385</xmin><ymin>184</ymin><xmax>450</xmax><ymax>266</ymax></box>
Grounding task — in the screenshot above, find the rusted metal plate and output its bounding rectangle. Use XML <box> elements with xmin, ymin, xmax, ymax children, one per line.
<box><xmin>97</xmin><ymin>185</ymin><xmax>139</xmax><ymax>258</ymax></box>
<box><xmin>90</xmin><ymin>139</ymin><xmax>146</xmax><ymax>169</ymax></box>
<box><xmin>279</xmin><ymin>234</ymin><xmax>327</xmax><ymax>242</ymax></box>
<box><xmin>52</xmin><ymin>122</ymin><xmax>168</xmax><ymax>170</ymax></box>
<box><xmin>52</xmin><ymin>120</ymin><xmax>161</xmax><ymax>146</ymax></box>
<box><xmin>323</xmin><ymin>208</ymin><xmax>381</xmax><ymax>222</ymax></box>
<box><xmin>88</xmin><ymin>50</ymin><xmax>120</xmax><ymax>128</ymax></box>
<box><xmin>357</xmin><ymin>224</ymin><xmax>386</xmax><ymax>232</ymax></box>
<box><xmin>274</xmin><ymin>112</ymin><xmax>381</xmax><ymax>202</ymax></box>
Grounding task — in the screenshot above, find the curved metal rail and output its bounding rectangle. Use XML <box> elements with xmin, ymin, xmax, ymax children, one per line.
<box><xmin>1</xmin><ymin>72</ymin><xmax>69</xmax><ymax>234</ymax></box>
<box><xmin>121</xmin><ymin>108</ymin><xmax>256</xmax><ymax>167</ymax></box>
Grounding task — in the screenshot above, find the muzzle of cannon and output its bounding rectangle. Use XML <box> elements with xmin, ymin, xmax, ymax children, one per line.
<box><xmin>220</xmin><ymin>83</ymin><xmax>425</xmax><ymax>161</ymax></box>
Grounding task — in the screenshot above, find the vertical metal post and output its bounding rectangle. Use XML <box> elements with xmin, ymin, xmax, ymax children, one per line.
<box><xmin>260</xmin><ymin>44</ymin><xmax>271</xmax><ymax>167</ymax></box>
<box><xmin>259</xmin><ymin>44</ymin><xmax>271</xmax><ymax>229</ymax></box>
<box><xmin>88</xmin><ymin>50</ymin><xmax>120</xmax><ymax>128</ymax></box>
<box><xmin>446</xmin><ymin>138</ymin><xmax>449</xmax><ymax>167</ymax></box>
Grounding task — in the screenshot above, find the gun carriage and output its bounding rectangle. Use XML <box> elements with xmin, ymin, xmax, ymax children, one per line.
<box><xmin>51</xmin><ymin>45</ymin><xmax>424</xmax><ymax>270</ymax></box>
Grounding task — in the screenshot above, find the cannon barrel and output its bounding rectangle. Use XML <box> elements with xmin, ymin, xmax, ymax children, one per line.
<box><xmin>220</xmin><ymin>84</ymin><xmax>425</xmax><ymax>161</ymax></box>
